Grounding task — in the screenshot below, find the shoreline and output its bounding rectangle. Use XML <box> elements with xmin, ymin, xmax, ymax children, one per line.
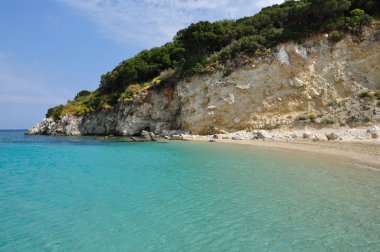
<box><xmin>187</xmin><ymin>138</ymin><xmax>380</xmax><ymax>170</ymax></box>
<box><xmin>180</xmin><ymin>126</ymin><xmax>380</xmax><ymax>170</ymax></box>
<box><xmin>25</xmin><ymin>125</ymin><xmax>380</xmax><ymax>170</ymax></box>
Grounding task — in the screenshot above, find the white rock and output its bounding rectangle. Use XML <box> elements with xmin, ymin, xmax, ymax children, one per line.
<box><xmin>277</xmin><ymin>46</ymin><xmax>290</xmax><ymax>65</ymax></box>
<box><xmin>367</xmin><ymin>126</ymin><xmax>379</xmax><ymax>134</ymax></box>
<box><xmin>294</xmin><ymin>45</ymin><xmax>308</xmax><ymax>60</ymax></box>
<box><xmin>256</xmin><ymin>130</ymin><xmax>271</xmax><ymax>139</ymax></box>
<box><xmin>171</xmin><ymin>135</ymin><xmax>184</xmax><ymax>140</ymax></box>
<box><xmin>326</xmin><ymin>133</ymin><xmax>339</xmax><ymax>141</ymax></box>
<box><xmin>313</xmin><ymin>134</ymin><xmax>328</xmax><ymax>142</ymax></box>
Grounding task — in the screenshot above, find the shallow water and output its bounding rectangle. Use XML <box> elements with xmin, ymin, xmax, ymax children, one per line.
<box><xmin>0</xmin><ymin>130</ymin><xmax>379</xmax><ymax>251</ymax></box>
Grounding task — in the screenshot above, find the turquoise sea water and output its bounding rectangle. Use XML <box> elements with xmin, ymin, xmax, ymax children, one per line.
<box><xmin>0</xmin><ymin>130</ymin><xmax>379</xmax><ymax>251</ymax></box>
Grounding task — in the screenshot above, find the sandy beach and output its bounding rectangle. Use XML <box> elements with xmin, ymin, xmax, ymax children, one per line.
<box><xmin>178</xmin><ymin>126</ymin><xmax>380</xmax><ymax>170</ymax></box>
<box><xmin>203</xmin><ymin>139</ymin><xmax>380</xmax><ymax>170</ymax></box>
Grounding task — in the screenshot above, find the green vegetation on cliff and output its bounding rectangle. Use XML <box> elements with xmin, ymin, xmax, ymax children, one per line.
<box><xmin>47</xmin><ymin>0</ymin><xmax>379</xmax><ymax>120</ymax></box>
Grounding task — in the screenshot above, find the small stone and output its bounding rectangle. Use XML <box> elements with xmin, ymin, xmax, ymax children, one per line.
<box><xmin>256</xmin><ymin>130</ymin><xmax>271</xmax><ymax>140</ymax></box>
<box><xmin>303</xmin><ymin>133</ymin><xmax>310</xmax><ymax>139</ymax></box>
<box><xmin>367</xmin><ymin>126</ymin><xmax>379</xmax><ymax>134</ymax></box>
<box><xmin>326</xmin><ymin>133</ymin><xmax>339</xmax><ymax>141</ymax></box>
<box><xmin>371</xmin><ymin>133</ymin><xmax>378</xmax><ymax>139</ymax></box>
<box><xmin>171</xmin><ymin>135</ymin><xmax>184</xmax><ymax>140</ymax></box>
<box><xmin>209</xmin><ymin>139</ymin><xmax>217</xmax><ymax>142</ymax></box>
<box><xmin>313</xmin><ymin>134</ymin><xmax>328</xmax><ymax>142</ymax></box>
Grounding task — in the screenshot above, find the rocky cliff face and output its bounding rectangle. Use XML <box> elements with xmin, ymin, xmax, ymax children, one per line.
<box><xmin>27</xmin><ymin>26</ymin><xmax>380</xmax><ymax>136</ymax></box>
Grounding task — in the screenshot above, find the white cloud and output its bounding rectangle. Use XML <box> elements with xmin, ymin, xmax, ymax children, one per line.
<box><xmin>58</xmin><ymin>0</ymin><xmax>284</xmax><ymax>48</ymax></box>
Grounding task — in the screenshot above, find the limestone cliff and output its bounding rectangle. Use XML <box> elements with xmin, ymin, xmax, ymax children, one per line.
<box><xmin>26</xmin><ymin>26</ymin><xmax>380</xmax><ymax>136</ymax></box>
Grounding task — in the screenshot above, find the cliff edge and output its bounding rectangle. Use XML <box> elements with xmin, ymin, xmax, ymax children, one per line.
<box><xmin>26</xmin><ymin>26</ymin><xmax>380</xmax><ymax>136</ymax></box>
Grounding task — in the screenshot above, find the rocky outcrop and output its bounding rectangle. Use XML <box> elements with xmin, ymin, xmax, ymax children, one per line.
<box><xmin>27</xmin><ymin>25</ymin><xmax>380</xmax><ymax>136</ymax></box>
<box><xmin>26</xmin><ymin>87</ymin><xmax>180</xmax><ymax>136</ymax></box>
<box><xmin>26</xmin><ymin>116</ymin><xmax>81</xmax><ymax>136</ymax></box>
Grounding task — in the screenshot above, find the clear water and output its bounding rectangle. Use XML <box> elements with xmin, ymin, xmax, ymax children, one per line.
<box><xmin>0</xmin><ymin>130</ymin><xmax>379</xmax><ymax>251</ymax></box>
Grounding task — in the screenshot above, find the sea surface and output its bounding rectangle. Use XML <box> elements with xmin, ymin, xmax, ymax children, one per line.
<box><xmin>0</xmin><ymin>130</ymin><xmax>379</xmax><ymax>251</ymax></box>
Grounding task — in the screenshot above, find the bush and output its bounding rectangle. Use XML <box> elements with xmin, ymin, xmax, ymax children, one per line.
<box><xmin>308</xmin><ymin>114</ymin><xmax>317</xmax><ymax>120</ymax></box>
<box><xmin>83</xmin><ymin>95</ymin><xmax>101</xmax><ymax>109</ymax></box>
<box><xmin>46</xmin><ymin>105</ymin><xmax>65</xmax><ymax>121</ymax></box>
<box><xmin>345</xmin><ymin>9</ymin><xmax>372</xmax><ymax>32</ymax></box>
<box><xmin>118</xmin><ymin>84</ymin><xmax>144</xmax><ymax>102</ymax></box>
<box><xmin>374</xmin><ymin>89</ymin><xmax>380</xmax><ymax>99</ymax></box>
<box><xmin>74</xmin><ymin>90</ymin><xmax>91</xmax><ymax>100</ymax></box>
<box><xmin>322</xmin><ymin>116</ymin><xmax>337</xmax><ymax>124</ymax></box>
<box><xmin>330</xmin><ymin>30</ymin><xmax>344</xmax><ymax>42</ymax></box>
<box><xmin>359</xmin><ymin>91</ymin><xmax>374</xmax><ymax>98</ymax></box>
<box><xmin>61</xmin><ymin>102</ymin><xmax>91</xmax><ymax>116</ymax></box>
<box><xmin>223</xmin><ymin>68</ymin><xmax>233</xmax><ymax>77</ymax></box>
<box><xmin>192</xmin><ymin>63</ymin><xmax>205</xmax><ymax>73</ymax></box>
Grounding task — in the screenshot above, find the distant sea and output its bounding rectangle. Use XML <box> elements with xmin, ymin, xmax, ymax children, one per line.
<box><xmin>1</xmin><ymin>130</ymin><xmax>379</xmax><ymax>251</ymax></box>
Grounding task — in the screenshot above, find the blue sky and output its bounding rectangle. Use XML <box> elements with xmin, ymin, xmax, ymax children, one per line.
<box><xmin>0</xmin><ymin>0</ymin><xmax>283</xmax><ymax>129</ymax></box>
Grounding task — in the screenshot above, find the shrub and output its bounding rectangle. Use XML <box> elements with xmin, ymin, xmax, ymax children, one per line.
<box><xmin>359</xmin><ymin>91</ymin><xmax>374</xmax><ymax>98</ymax></box>
<box><xmin>374</xmin><ymin>89</ymin><xmax>380</xmax><ymax>99</ymax></box>
<box><xmin>192</xmin><ymin>63</ymin><xmax>205</xmax><ymax>73</ymax></box>
<box><xmin>74</xmin><ymin>90</ymin><xmax>91</xmax><ymax>100</ymax></box>
<box><xmin>330</xmin><ymin>30</ymin><xmax>343</xmax><ymax>42</ymax></box>
<box><xmin>308</xmin><ymin>114</ymin><xmax>317</xmax><ymax>120</ymax></box>
<box><xmin>223</xmin><ymin>68</ymin><xmax>233</xmax><ymax>77</ymax></box>
<box><xmin>322</xmin><ymin>116</ymin><xmax>337</xmax><ymax>124</ymax></box>
<box><xmin>61</xmin><ymin>102</ymin><xmax>91</xmax><ymax>116</ymax></box>
<box><xmin>83</xmin><ymin>95</ymin><xmax>101</xmax><ymax>109</ymax></box>
<box><xmin>46</xmin><ymin>105</ymin><xmax>65</xmax><ymax>121</ymax></box>
<box><xmin>118</xmin><ymin>84</ymin><xmax>144</xmax><ymax>102</ymax></box>
<box><xmin>345</xmin><ymin>9</ymin><xmax>372</xmax><ymax>32</ymax></box>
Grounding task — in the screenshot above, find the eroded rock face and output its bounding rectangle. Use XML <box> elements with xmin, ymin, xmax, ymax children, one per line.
<box><xmin>27</xmin><ymin>26</ymin><xmax>380</xmax><ymax>136</ymax></box>
<box><xmin>26</xmin><ymin>116</ymin><xmax>82</xmax><ymax>136</ymax></box>
<box><xmin>176</xmin><ymin>27</ymin><xmax>380</xmax><ymax>134</ymax></box>
<box><xmin>26</xmin><ymin>87</ymin><xmax>180</xmax><ymax>136</ymax></box>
